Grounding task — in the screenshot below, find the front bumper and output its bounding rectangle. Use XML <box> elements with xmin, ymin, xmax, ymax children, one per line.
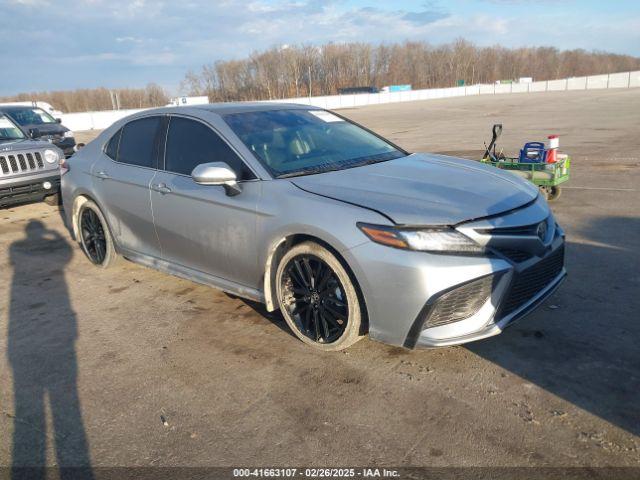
<box><xmin>344</xmin><ymin>200</ymin><xmax>566</xmax><ymax>349</ymax></box>
<box><xmin>0</xmin><ymin>174</ymin><xmax>60</xmax><ymax>208</ymax></box>
<box><xmin>410</xmin><ymin>262</ymin><xmax>566</xmax><ymax>348</ymax></box>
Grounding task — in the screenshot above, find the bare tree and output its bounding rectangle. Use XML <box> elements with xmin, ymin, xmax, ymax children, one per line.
<box><xmin>181</xmin><ymin>41</ymin><xmax>640</xmax><ymax>102</ymax></box>
<box><xmin>3</xmin><ymin>40</ymin><xmax>639</xmax><ymax>112</ymax></box>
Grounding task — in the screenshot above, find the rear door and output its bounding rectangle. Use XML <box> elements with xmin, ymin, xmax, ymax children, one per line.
<box><xmin>150</xmin><ymin>115</ymin><xmax>260</xmax><ymax>288</ymax></box>
<box><xmin>91</xmin><ymin>116</ymin><xmax>163</xmax><ymax>258</ymax></box>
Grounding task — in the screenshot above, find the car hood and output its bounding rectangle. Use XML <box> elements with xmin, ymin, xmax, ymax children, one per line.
<box><xmin>291</xmin><ymin>153</ymin><xmax>539</xmax><ymax>225</ymax></box>
<box><xmin>0</xmin><ymin>138</ymin><xmax>52</xmax><ymax>152</ymax></box>
<box><xmin>21</xmin><ymin>123</ymin><xmax>68</xmax><ymax>135</ymax></box>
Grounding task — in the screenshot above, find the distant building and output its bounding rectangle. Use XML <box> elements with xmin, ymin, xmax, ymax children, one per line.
<box><xmin>337</xmin><ymin>86</ymin><xmax>379</xmax><ymax>95</ymax></box>
<box><xmin>381</xmin><ymin>85</ymin><xmax>412</xmax><ymax>93</ymax></box>
<box><xmin>167</xmin><ymin>96</ymin><xmax>210</xmax><ymax>107</ymax></box>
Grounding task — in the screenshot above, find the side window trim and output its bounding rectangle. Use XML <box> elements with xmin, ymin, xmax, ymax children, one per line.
<box><xmin>159</xmin><ymin>115</ymin><xmax>170</xmax><ymax>171</ymax></box>
<box><xmin>162</xmin><ymin>114</ymin><xmax>258</xmax><ymax>182</ymax></box>
<box><xmin>114</xmin><ymin>128</ymin><xmax>122</xmax><ymax>161</ymax></box>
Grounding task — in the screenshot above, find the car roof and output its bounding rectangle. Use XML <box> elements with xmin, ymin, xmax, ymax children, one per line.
<box><xmin>138</xmin><ymin>102</ymin><xmax>319</xmax><ymax>117</ymax></box>
<box><xmin>194</xmin><ymin>102</ymin><xmax>317</xmax><ymax>114</ymax></box>
<box><xmin>0</xmin><ymin>105</ymin><xmax>41</xmax><ymax>112</ymax></box>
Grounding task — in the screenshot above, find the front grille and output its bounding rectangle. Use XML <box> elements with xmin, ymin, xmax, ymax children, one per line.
<box><xmin>425</xmin><ymin>275</ymin><xmax>494</xmax><ymax>328</ymax></box>
<box><xmin>478</xmin><ymin>223</ymin><xmax>540</xmax><ymax>236</ymax></box>
<box><xmin>500</xmin><ymin>246</ymin><xmax>565</xmax><ymax>316</ymax></box>
<box><xmin>494</xmin><ymin>247</ymin><xmax>534</xmax><ymax>263</ymax></box>
<box><xmin>0</xmin><ymin>151</ymin><xmax>47</xmax><ymax>176</ymax></box>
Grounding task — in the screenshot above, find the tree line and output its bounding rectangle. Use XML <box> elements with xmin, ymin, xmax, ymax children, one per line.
<box><xmin>2</xmin><ymin>40</ymin><xmax>639</xmax><ymax>112</ymax></box>
<box><xmin>0</xmin><ymin>83</ymin><xmax>169</xmax><ymax>114</ymax></box>
<box><xmin>183</xmin><ymin>40</ymin><xmax>640</xmax><ymax>102</ymax></box>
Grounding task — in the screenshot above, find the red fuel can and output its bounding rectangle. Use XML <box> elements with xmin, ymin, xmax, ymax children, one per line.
<box><xmin>547</xmin><ymin>135</ymin><xmax>559</xmax><ymax>163</ymax></box>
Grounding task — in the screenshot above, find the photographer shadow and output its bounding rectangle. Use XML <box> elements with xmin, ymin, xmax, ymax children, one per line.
<box><xmin>7</xmin><ymin>220</ymin><xmax>93</xmax><ymax>479</ymax></box>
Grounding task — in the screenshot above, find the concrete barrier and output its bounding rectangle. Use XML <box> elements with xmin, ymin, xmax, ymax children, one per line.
<box><xmin>567</xmin><ymin>77</ymin><xmax>587</xmax><ymax>90</ymax></box>
<box><xmin>586</xmin><ymin>74</ymin><xmax>609</xmax><ymax>89</ymax></box>
<box><xmin>62</xmin><ymin>70</ymin><xmax>640</xmax><ymax>132</ymax></box>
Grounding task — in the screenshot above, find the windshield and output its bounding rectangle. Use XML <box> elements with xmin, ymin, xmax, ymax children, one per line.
<box><xmin>224</xmin><ymin>109</ymin><xmax>405</xmax><ymax>178</ymax></box>
<box><xmin>7</xmin><ymin>107</ymin><xmax>57</xmax><ymax>126</ymax></box>
<box><xmin>0</xmin><ymin>114</ymin><xmax>26</xmax><ymax>140</ymax></box>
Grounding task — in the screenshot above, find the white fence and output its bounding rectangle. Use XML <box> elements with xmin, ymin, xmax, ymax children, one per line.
<box><xmin>61</xmin><ymin>70</ymin><xmax>640</xmax><ymax>132</ymax></box>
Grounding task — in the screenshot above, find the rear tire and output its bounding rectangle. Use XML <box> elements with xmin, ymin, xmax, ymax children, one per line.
<box><xmin>76</xmin><ymin>199</ymin><xmax>117</xmax><ymax>268</ymax></box>
<box><xmin>547</xmin><ymin>186</ymin><xmax>561</xmax><ymax>201</ymax></box>
<box><xmin>275</xmin><ymin>241</ymin><xmax>364</xmax><ymax>351</ymax></box>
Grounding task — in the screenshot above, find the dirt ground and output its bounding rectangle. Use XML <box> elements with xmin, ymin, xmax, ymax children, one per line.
<box><xmin>1</xmin><ymin>90</ymin><xmax>639</xmax><ymax>471</ymax></box>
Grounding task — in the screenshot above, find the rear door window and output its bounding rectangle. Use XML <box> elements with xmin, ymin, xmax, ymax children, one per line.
<box><xmin>164</xmin><ymin>116</ymin><xmax>255</xmax><ymax>180</ymax></box>
<box><xmin>117</xmin><ymin>117</ymin><xmax>161</xmax><ymax>168</ymax></box>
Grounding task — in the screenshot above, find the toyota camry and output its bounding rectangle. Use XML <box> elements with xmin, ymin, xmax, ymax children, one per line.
<box><xmin>61</xmin><ymin>103</ymin><xmax>566</xmax><ymax>351</ymax></box>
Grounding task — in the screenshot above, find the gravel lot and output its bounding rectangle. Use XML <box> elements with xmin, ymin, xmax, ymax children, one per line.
<box><xmin>1</xmin><ymin>89</ymin><xmax>639</xmax><ymax>470</ymax></box>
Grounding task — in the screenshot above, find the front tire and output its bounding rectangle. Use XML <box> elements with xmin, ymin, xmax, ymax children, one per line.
<box><xmin>275</xmin><ymin>241</ymin><xmax>364</xmax><ymax>351</ymax></box>
<box><xmin>76</xmin><ymin>199</ymin><xmax>117</xmax><ymax>268</ymax></box>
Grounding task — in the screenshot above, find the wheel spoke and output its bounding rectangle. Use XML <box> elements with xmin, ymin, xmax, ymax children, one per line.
<box><xmin>317</xmin><ymin>267</ymin><xmax>333</xmax><ymax>293</ymax></box>
<box><xmin>87</xmin><ymin>211</ymin><xmax>97</xmax><ymax>232</ymax></box>
<box><xmin>292</xmin><ymin>287</ymin><xmax>308</xmax><ymax>296</ymax></box>
<box><xmin>312</xmin><ymin>309</ymin><xmax>320</xmax><ymax>341</ymax></box>
<box><xmin>304</xmin><ymin>306</ymin><xmax>312</xmax><ymax>332</ymax></box>
<box><xmin>320</xmin><ymin>311</ymin><xmax>331</xmax><ymax>338</ymax></box>
<box><xmin>302</xmin><ymin>257</ymin><xmax>315</xmax><ymax>289</ymax></box>
<box><xmin>95</xmin><ymin>240</ymin><xmax>104</xmax><ymax>263</ymax></box>
<box><xmin>293</xmin><ymin>260</ymin><xmax>310</xmax><ymax>288</ymax></box>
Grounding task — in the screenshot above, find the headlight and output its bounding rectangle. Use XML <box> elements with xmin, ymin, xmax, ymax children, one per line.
<box><xmin>63</xmin><ymin>130</ymin><xmax>74</xmax><ymax>138</ymax></box>
<box><xmin>357</xmin><ymin>223</ymin><xmax>485</xmax><ymax>254</ymax></box>
<box><xmin>43</xmin><ymin>149</ymin><xmax>60</xmax><ymax>164</ymax></box>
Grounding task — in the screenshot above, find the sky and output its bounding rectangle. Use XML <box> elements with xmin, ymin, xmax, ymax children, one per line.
<box><xmin>1</xmin><ymin>0</ymin><xmax>639</xmax><ymax>96</ymax></box>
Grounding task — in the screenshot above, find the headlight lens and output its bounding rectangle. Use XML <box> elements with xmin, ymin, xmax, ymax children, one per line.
<box><xmin>63</xmin><ymin>130</ymin><xmax>74</xmax><ymax>138</ymax></box>
<box><xmin>358</xmin><ymin>223</ymin><xmax>485</xmax><ymax>254</ymax></box>
<box><xmin>43</xmin><ymin>149</ymin><xmax>60</xmax><ymax>164</ymax></box>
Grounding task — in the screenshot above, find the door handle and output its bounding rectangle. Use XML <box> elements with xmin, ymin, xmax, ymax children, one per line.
<box><xmin>152</xmin><ymin>183</ymin><xmax>172</xmax><ymax>194</ymax></box>
<box><xmin>96</xmin><ymin>170</ymin><xmax>111</xmax><ymax>179</ymax></box>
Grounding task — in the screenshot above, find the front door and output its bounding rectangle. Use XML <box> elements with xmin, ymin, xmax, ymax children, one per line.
<box><xmin>150</xmin><ymin>116</ymin><xmax>260</xmax><ymax>288</ymax></box>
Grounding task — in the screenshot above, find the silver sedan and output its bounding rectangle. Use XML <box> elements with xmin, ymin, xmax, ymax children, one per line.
<box><xmin>61</xmin><ymin>103</ymin><xmax>566</xmax><ymax>351</ymax></box>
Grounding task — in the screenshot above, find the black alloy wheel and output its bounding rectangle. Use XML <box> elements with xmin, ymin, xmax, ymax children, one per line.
<box><xmin>282</xmin><ymin>254</ymin><xmax>349</xmax><ymax>343</ymax></box>
<box><xmin>80</xmin><ymin>208</ymin><xmax>107</xmax><ymax>264</ymax></box>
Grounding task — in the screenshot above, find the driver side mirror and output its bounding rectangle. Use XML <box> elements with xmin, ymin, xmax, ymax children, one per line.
<box><xmin>28</xmin><ymin>128</ymin><xmax>41</xmax><ymax>139</ymax></box>
<box><xmin>191</xmin><ymin>162</ymin><xmax>242</xmax><ymax>196</ymax></box>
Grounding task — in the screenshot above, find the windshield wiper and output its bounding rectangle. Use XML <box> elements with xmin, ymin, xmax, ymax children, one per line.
<box><xmin>276</xmin><ymin>169</ymin><xmax>323</xmax><ymax>179</ymax></box>
<box><xmin>275</xmin><ymin>152</ymin><xmax>403</xmax><ymax>179</ymax></box>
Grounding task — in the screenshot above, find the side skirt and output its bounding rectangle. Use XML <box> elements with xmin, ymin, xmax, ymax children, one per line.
<box><xmin>120</xmin><ymin>248</ymin><xmax>265</xmax><ymax>303</ymax></box>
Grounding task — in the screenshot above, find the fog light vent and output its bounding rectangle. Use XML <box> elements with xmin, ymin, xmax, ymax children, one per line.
<box><xmin>425</xmin><ymin>275</ymin><xmax>494</xmax><ymax>329</ymax></box>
